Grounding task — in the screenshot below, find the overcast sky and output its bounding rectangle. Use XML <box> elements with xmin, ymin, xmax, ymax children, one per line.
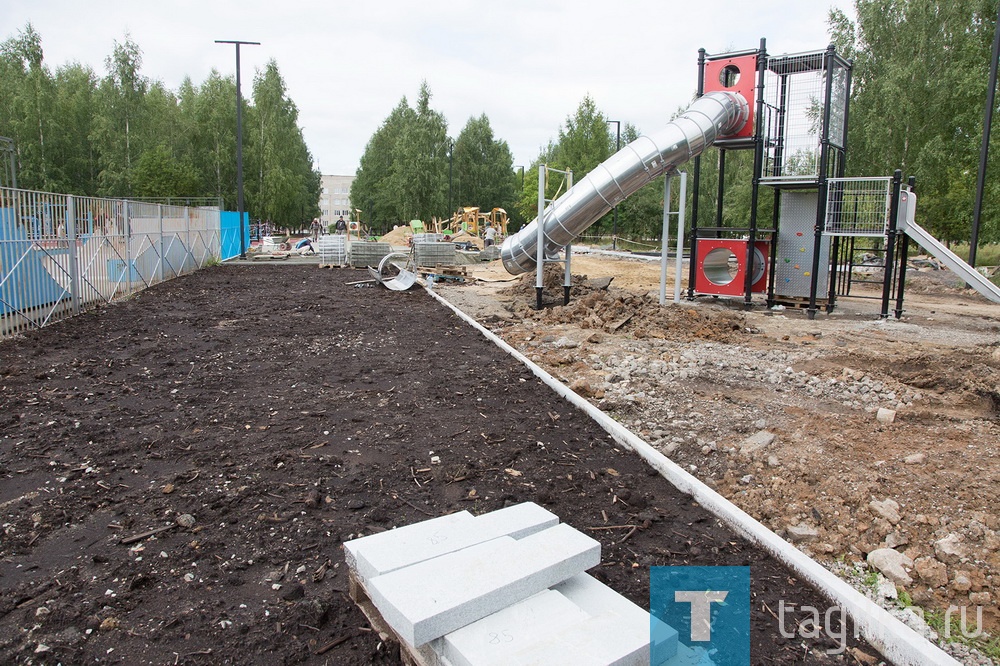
<box><xmin>5</xmin><ymin>0</ymin><xmax>851</xmax><ymax>176</ymax></box>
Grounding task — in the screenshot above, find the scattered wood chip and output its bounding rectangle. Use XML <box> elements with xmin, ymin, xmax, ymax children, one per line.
<box><xmin>504</xmin><ymin>468</ymin><xmax>523</xmax><ymax>477</ymax></box>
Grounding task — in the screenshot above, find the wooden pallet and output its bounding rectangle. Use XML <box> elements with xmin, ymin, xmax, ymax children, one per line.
<box><xmin>348</xmin><ymin>572</ymin><xmax>437</xmax><ymax>666</ymax></box>
<box><xmin>419</xmin><ymin>264</ymin><xmax>469</xmax><ymax>277</ymax></box>
<box><xmin>772</xmin><ymin>296</ymin><xmax>829</xmax><ymax>310</ymax></box>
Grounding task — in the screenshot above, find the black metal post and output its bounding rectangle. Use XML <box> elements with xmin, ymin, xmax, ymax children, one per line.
<box><xmin>971</xmin><ymin>4</ymin><xmax>1000</xmax><ymax>269</ymax></box>
<box><xmin>216</xmin><ymin>39</ymin><xmax>260</xmax><ymax>259</ymax></box>
<box><xmin>448</xmin><ymin>141</ymin><xmax>454</xmax><ymax>218</ymax></box>
<box><xmin>606</xmin><ymin>120</ymin><xmax>621</xmax><ymax>249</ymax></box>
<box><xmin>687</xmin><ymin>48</ymin><xmax>708</xmax><ymax>299</ymax></box>
<box><xmin>807</xmin><ymin>44</ymin><xmax>837</xmax><ymax>320</ymax></box>
<box><xmin>894</xmin><ymin>176</ymin><xmax>916</xmax><ymax>318</ymax></box>
<box><xmin>881</xmin><ymin>170</ymin><xmax>903</xmax><ymax>318</ymax></box>
<box><xmin>743</xmin><ymin>38</ymin><xmax>768</xmax><ymax>309</ymax></box>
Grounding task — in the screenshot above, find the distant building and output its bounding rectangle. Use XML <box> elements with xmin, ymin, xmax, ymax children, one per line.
<box><xmin>319</xmin><ymin>174</ymin><xmax>355</xmax><ymax>228</ymax></box>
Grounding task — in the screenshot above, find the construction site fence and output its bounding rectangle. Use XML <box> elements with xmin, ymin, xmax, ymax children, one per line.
<box><xmin>0</xmin><ymin>186</ymin><xmax>226</xmax><ymax>340</ymax></box>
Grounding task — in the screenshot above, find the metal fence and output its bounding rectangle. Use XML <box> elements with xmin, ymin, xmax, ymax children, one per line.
<box><xmin>0</xmin><ymin>187</ymin><xmax>221</xmax><ymax>339</ymax></box>
<box><xmin>824</xmin><ymin>177</ymin><xmax>892</xmax><ymax>237</ymax></box>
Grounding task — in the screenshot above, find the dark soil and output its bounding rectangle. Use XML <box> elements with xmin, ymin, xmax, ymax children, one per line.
<box><xmin>0</xmin><ymin>265</ymin><xmax>884</xmax><ymax>665</ymax></box>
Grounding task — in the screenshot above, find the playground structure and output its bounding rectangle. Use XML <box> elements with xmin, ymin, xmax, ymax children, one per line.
<box><xmin>501</xmin><ymin>40</ymin><xmax>1000</xmax><ymax>316</ymax></box>
<box><xmin>434</xmin><ymin>206</ymin><xmax>508</xmax><ymax>236</ymax></box>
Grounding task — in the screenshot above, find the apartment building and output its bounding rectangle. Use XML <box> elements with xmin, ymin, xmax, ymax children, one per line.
<box><xmin>319</xmin><ymin>174</ymin><xmax>355</xmax><ymax>228</ymax></box>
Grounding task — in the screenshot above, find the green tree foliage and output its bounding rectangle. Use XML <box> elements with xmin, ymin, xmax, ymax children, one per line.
<box><xmin>245</xmin><ymin>60</ymin><xmax>320</xmax><ymax>228</ymax></box>
<box><xmin>350</xmin><ymin>83</ymin><xmax>457</xmax><ymax>228</ymax></box>
<box><xmin>132</xmin><ymin>143</ymin><xmax>200</xmax><ymax>197</ymax></box>
<box><xmin>91</xmin><ymin>35</ymin><xmax>147</xmax><ymax>196</ymax></box>
<box><xmin>0</xmin><ymin>24</ymin><xmax>57</xmax><ymax>190</ymax></box>
<box><xmin>391</xmin><ymin>82</ymin><xmax>449</xmax><ymax>221</ymax></box>
<box><xmin>0</xmin><ymin>24</ymin><xmax>319</xmax><ymax>226</ymax></box>
<box><xmin>452</xmin><ymin>114</ymin><xmax>517</xmax><ymax>217</ymax></box>
<box><xmin>831</xmin><ymin>0</ymin><xmax>1000</xmax><ymax>243</ymax></box>
<box><xmin>351</xmin><ymin>98</ymin><xmax>416</xmax><ymax>227</ymax></box>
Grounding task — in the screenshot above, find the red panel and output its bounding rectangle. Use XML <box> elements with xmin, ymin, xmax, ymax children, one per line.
<box><xmin>694</xmin><ymin>239</ymin><xmax>769</xmax><ymax>296</ymax></box>
<box><xmin>703</xmin><ymin>54</ymin><xmax>757</xmax><ymax>139</ymax></box>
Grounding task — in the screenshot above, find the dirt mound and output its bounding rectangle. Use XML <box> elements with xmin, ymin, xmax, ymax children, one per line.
<box><xmin>507</xmin><ymin>279</ymin><xmax>749</xmax><ymax>342</ymax></box>
<box><xmin>378</xmin><ymin>225</ymin><xmax>413</xmax><ymax>246</ymax></box>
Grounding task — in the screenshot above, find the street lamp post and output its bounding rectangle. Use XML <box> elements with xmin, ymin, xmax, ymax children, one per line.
<box><xmin>514</xmin><ymin>165</ymin><xmax>525</xmax><ymax>190</ymax></box>
<box><xmin>448</xmin><ymin>140</ymin><xmax>454</xmax><ymax>219</ymax></box>
<box><xmin>606</xmin><ymin>120</ymin><xmax>621</xmax><ymax>250</ymax></box>
<box><xmin>215</xmin><ymin>39</ymin><xmax>260</xmax><ymax>259</ymax></box>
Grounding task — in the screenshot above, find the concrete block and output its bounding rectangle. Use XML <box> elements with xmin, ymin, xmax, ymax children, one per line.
<box><xmin>366</xmin><ymin>523</ymin><xmax>600</xmax><ymax>646</ymax></box>
<box><xmin>342</xmin><ymin>511</ymin><xmax>474</xmax><ymax>579</ymax></box>
<box><xmin>344</xmin><ymin>503</ymin><xmax>558</xmax><ymax>582</ymax></box>
<box><xmin>438</xmin><ymin>589</ymin><xmax>590</xmax><ymax>666</ymax></box>
<box><xmin>554</xmin><ymin>573</ymin><xmax>678</xmax><ymax>665</ymax></box>
<box><xmin>490</xmin><ymin>613</ymin><xmax>649</xmax><ymax>666</ymax></box>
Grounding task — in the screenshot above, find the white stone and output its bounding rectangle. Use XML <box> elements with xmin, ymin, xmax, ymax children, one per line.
<box><xmin>739</xmin><ymin>430</ymin><xmax>775</xmax><ymax>455</ymax></box>
<box><xmin>876</xmin><ymin>407</ymin><xmax>896</xmax><ymax>424</ymax></box>
<box><xmin>786</xmin><ymin>524</ymin><xmax>819</xmax><ymax>543</ymax></box>
<box><xmin>553</xmin><ymin>573</ymin><xmax>679</xmax><ymax>665</ymax></box>
<box><xmin>868</xmin><ymin>498</ymin><xmax>901</xmax><ymax>525</ymax></box>
<box><xmin>934</xmin><ymin>533</ymin><xmax>967</xmax><ymax>564</ymax></box>
<box><xmin>344</xmin><ymin>503</ymin><xmax>558</xmax><ymax>582</ymax></box>
<box><xmin>903</xmin><ymin>453</ymin><xmax>926</xmax><ymax>464</ymax></box>
<box><xmin>437</xmin><ymin>590</ymin><xmax>590</xmax><ymax>666</ymax></box>
<box><xmin>867</xmin><ymin>548</ymin><xmax>913</xmax><ymax>586</ymax></box>
<box><xmin>366</xmin><ymin>524</ymin><xmax>601</xmax><ymax>646</ymax></box>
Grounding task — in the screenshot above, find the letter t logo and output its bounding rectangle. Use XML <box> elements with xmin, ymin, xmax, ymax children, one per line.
<box><xmin>674</xmin><ymin>590</ymin><xmax>729</xmax><ymax>641</ymax></box>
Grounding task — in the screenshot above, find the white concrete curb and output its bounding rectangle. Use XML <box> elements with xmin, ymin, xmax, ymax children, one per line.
<box><xmin>424</xmin><ymin>285</ymin><xmax>959</xmax><ymax>666</ymax></box>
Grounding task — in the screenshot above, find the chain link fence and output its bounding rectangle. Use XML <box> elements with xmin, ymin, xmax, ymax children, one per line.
<box><xmin>1</xmin><ymin>187</ymin><xmax>222</xmax><ymax>339</ymax></box>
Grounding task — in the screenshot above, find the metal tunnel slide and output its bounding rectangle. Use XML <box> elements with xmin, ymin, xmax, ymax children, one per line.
<box><xmin>500</xmin><ymin>91</ymin><xmax>749</xmax><ymax>275</ymax></box>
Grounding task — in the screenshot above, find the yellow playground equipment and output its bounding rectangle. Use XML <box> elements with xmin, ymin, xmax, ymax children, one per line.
<box><xmin>435</xmin><ymin>207</ymin><xmax>508</xmax><ymax>236</ymax></box>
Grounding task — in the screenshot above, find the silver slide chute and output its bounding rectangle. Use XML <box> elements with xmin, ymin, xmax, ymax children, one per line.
<box><xmin>501</xmin><ymin>91</ymin><xmax>750</xmax><ymax>275</ymax></box>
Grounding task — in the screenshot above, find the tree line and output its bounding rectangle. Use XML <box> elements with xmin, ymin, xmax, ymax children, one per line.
<box><xmin>354</xmin><ymin>0</ymin><xmax>1000</xmax><ymax>248</ymax></box>
<box><xmin>6</xmin><ymin>1</ymin><xmax>1000</xmax><ymax>247</ymax></box>
<box><xmin>0</xmin><ymin>24</ymin><xmax>319</xmax><ymax>227</ymax></box>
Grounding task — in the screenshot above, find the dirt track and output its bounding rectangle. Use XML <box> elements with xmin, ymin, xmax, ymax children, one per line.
<box><xmin>0</xmin><ymin>264</ymin><xmax>885</xmax><ymax>664</ymax></box>
<box><xmin>438</xmin><ymin>251</ymin><xmax>1000</xmax><ymax>655</ymax></box>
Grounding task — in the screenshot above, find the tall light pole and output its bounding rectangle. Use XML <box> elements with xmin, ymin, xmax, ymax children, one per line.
<box><xmin>216</xmin><ymin>39</ymin><xmax>260</xmax><ymax>259</ymax></box>
<box><xmin>448</xmin><ymin>140</ymin><xmax>454</xmax><ymax>218</ymax></box>
<box><xmin>606</xmin><ymin>120</ymin><xmax>621</xmax><ymax>250</ymax></box>
<box><xmin>514</xmin><ymin>165</ymin><xmax>524</xmax><ymax>190</ymax></box>
<box><xmin>971</xmin><ymin>3</ymin><xmax>1000</xmax><ymax>269</ymax></box>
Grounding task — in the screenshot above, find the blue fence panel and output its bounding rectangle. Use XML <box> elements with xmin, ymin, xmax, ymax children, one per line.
<box><xmin>220</xmin><ymin>211</ymin><xmax>249</xmax><ymax>260</ymax></box>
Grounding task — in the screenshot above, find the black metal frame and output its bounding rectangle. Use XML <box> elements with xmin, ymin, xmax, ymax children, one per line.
<box><xmin>687</xmin><ymin>42</ymin><xmax>855</xmax><ymax>319</ymax></box>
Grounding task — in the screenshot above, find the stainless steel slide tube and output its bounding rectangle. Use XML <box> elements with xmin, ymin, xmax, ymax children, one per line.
<box><xmin>501</xmin><ymin>91</ymin><xmax>749</xmax><ymax>274</ymax></box>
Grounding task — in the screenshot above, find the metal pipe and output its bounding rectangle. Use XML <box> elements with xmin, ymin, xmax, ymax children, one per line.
<box><xmin>501</xmin><ymin>91</ymin><xmax>748</xmax><ymax>275</ymax></box>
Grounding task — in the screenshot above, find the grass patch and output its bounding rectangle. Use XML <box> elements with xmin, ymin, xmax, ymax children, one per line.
<box><xmin>921</xmin><ymin>607</ymin><xmax>999</xmax><ymax>659</ymax></box>
<box><xmin>950</xmin><ymin>242</ymin><xmax>1000</xmax><ymax>267</ymax></box>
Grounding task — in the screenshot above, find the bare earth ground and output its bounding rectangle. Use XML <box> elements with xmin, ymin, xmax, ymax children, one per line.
<box><xmin>437</xmin><ymin>249</ymin><xmax>1000</xmax><ymax>660</ymax></box>
<box><xmin>0</xmin><ymin>265</ymin><xmax>888</xmax><ymax>665</ymax></box>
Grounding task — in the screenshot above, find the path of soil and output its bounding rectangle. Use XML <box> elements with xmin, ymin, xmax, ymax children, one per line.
<box><xmin>1</xmin><ymin>264</ymin><xmax>881</xmax><ymax>664</ymax></box>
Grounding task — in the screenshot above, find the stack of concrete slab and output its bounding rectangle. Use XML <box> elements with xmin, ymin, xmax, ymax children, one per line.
<box><xmin>414</xmin><ymin>241</ymin><xmax>457</xmax><ymax>267</ymax></box>
<box><xmin>343</xmin><ymin>502</ymin><xmax>684</xmax><ymax>666</ymax></box>
<box><xmin>349</xmin><ymin>241</ymin><xmax>392</xmax><ymax>268</ymax></box>
<box><xmin>317</xmin><ymin>235</ymin><xmax>346</xmax><ymax>266</ymax></box>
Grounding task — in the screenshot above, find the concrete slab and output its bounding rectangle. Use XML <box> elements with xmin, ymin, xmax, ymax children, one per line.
<box><xmin>490</xmin><ymin>613</ymin><xmax>649</xmax><ymax>666</ymax></box>
<box><xmin>438</xmin><ymin>589</ymin><xmax>590</xmax><ymax>666</ymax></box>
<box><xmin>366</xmin><ymin>524</ymin><xmax>601</xmax><ymax>646</ymax></box>
<box><xmin>342</xmin><ymin>511</ymin><xmax>474</xmax><ymax>579</ymax></box>
<box><xmin>344</xmin><ymin>503</ymin><xmax>558</xmax><ymax>582</ymax></box>
<box><xmin>553</xmin><ymin>573</ymin><xmax>678</xmax><ymax>663</ymax></box>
